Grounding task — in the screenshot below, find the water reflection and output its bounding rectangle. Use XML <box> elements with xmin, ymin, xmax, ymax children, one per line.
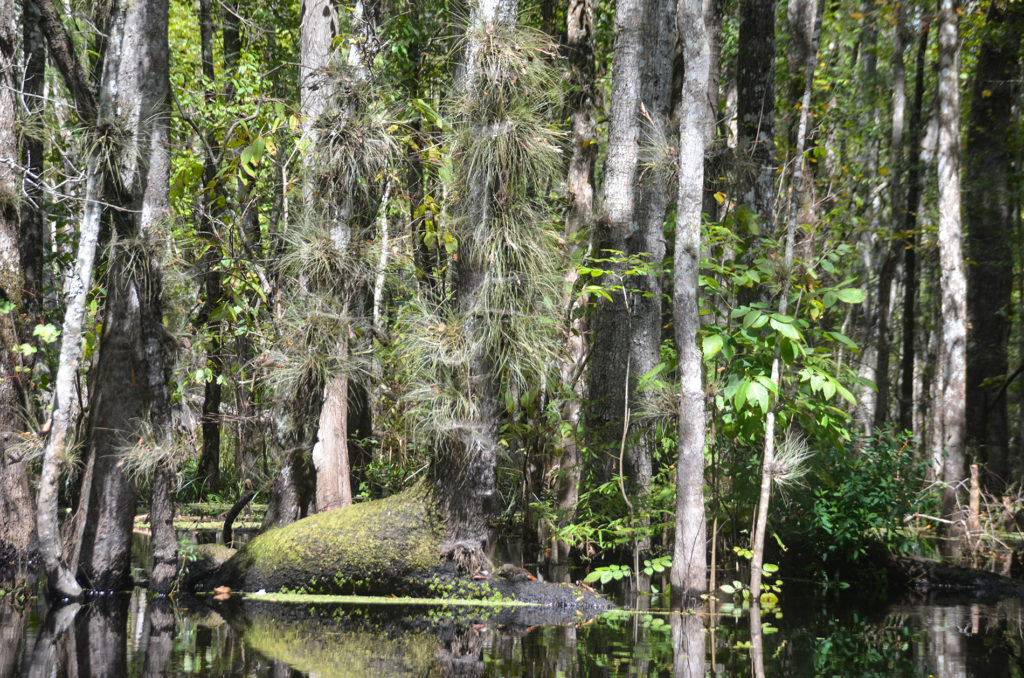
<box><xmin>670</xmin><ymin>611</ymin><xmax>705</xmax><ymax>678</ymax></box>
<box><xmin>7</xmin><ymin>587</ymin><xmax>1024</xmax><ymax>675</ymax></box>
<box><xmin>0</xmin><ymin>599</ymin><xmax>28</xmax><ymax>678</ymax></box>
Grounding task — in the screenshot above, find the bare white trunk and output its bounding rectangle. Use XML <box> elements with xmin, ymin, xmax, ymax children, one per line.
<box><xmin>36</xmin><ymin>159</ymin><xmax>101</xmax><ymax>599</ymax></box>
<box><xmin>936</xmin><ymin>0</ymin><xmax>966</xmax><ymax>523</ymax></box>
<box><xmin>671</xmin><ymin>0</ymin><xmax>709</xmax><ymax>602</ymax></box>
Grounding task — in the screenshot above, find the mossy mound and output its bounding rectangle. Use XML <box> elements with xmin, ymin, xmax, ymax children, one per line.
<box><xmin>208</xmin><ymin>483</ymin><xmax>444</xmax><ymax>595</ymax></box>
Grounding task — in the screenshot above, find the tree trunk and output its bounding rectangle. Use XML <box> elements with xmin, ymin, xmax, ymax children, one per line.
<box><xmin>0</xmin><ymin>0</ymin><xmax>34</xmax><ymax>587</ymax></box>
<box><xmin>312</xmin><ymin>374</ymin><xmax>354</xmax><ymax>509</ymax></box>
<box><xmin>671</xmin><ymin>0</ymin><xmax>710</xmax><ymax>604</ymax></box>
<box><xmin>586</xmin><ymin>0</ymin><xmax>674</xmax><ymax>562</ymax></box>
<box><xmin>878</xmin><ymin>10</ymin><xmax>907</xmax><ymax>431</ymax></box>
<box><xmin>300</xmin><ymin>0</ymin><xmax>363</xmax><ymax>512</ymax></box>
<box><xmin>585</xmin><ymin>0</ymin><xmax>639</xmax><ymax>478</ymax></box>
<box><xmin>20</xmin><ymin>0</ymin><xmax>45</xmax><ymax>328</ymax></box>
<box><xmin>196</xmin><ymin>0</ymin><xmax>224</xmax><ymax>494</ymax></box>
<box><xmin>547</xmin><ymin>0</ymin><xmax>596</xmax><ymax>564</ymax></box>
<box><xmin>736</xmin><ymin>0</ymin><xmax>776</xmax><ymax>232</ymax></box>
<box><xmin>78</xmin><ymin>0</ymin><xmax>172</xmax><ymax>591</ymax></box>
<box><xmin>32</xmin><ymin>0</ymin><xmax>108</xmax><ymax>601</ymax></box>
<box><xmin>437</xmin><ymin>0</ymin><xmax>520</xmax><ymax>572</ymax></box>
<box><xmin>964</xmin><ymin>3</ymin><xmax>1024</xmax><ymax>490</ymax></box>
<box><xmin>936</xmin><ymin>0</ymin><xmax>967</xmax><ymax>527</ymax></box>
<box><xmin>628</xmin><ymin>0</ymin><xmax>676</xmax><ymax>559</ymax></box>
<box><xmin>900</xmin><ymin>20</ymin><xmax>930</xmax><ymax>433</ymax></box>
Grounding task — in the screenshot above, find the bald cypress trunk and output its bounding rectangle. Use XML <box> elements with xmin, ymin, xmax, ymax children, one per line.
<box><xmin>299</xmin><ymin>0</ymin><xmax>385</xmax><ymax>512</ymax></box>
<box><xmin>20</xmin><ymin>0</ymin><xmax>45</xmax><ymax>328</ymax></box>
<box><xmin>34</xmin><ymin>0</ymin><xmax>103</xmax><ymax>600</ymax></box>
<box><xmin>964</xmin><ymin>3</ymin><xmax>1024</xmax><ymax>490</ymax></box>
<box><xmin>586</xmin><ymin>0</ymin><xmax>644</xmax><ymax>481</ymax></box>
<box><xmin>935</xmin><ymin>0</ymin><xmax>967</xmax><ymax>529</ymax></box>
<box><xmin>900</xmin><ymin>21</ymin><xmax>929</xmax><ymax>433</ymax></box>
<box><xmin>586</xmin><ymin>0</ymin><xmax>676</xmax><ymax>566</ymax></box>
<box><xmin>736</xmin><ymin>0</ymin><xmax>776</xmax><ymax>232</ymax></box>
<box><xmin>0</xmin><ymin>0</ymin><xmax>35</xmax><ymax>587</ymax></box>
<box><xmin>439</xmin><ymin>0</ymin><xmax>519</xmax><ymax>572</ymax></box>
<box><xmin>547</xmin><ymin>0</ymin><xmax>596</xmax><ymax>565</ymax></box>
<box><xmin>77</xmin><ymin>0</ymin><xmax>172</xmax><ymax>591</ymax></box>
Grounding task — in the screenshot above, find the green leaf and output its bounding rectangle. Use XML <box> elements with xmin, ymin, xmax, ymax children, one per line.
<box><xmin>734</xmin><ymin>379</ymin><xmax>749</xmax><ymax>411</ymax></box>
<box><xmin>33</xmin><ymin>323</ymin><xmax>61</xmax><ymax>343</ymax></box>
<box><xmin>825</xmin><ymin>331</ymin><xmax>858</xmax><ymax>349</ymax></box>
<box><xmin>835</xmin><ymin>287</ymin><xmax>866</xmax><ymax>304</ymax></box>
<box><xmin>748</xmin><ymin>381</ymin><xmax>769</xmax><ymax>413</ymax></box>
<box><xmin>742</xmin><ymin>309</ymin><xmax>763</xmax><ymax>330</ymax></box>
<box><xmin>770</xmin><ymin>317</ymin><xmax>801</xmax><ymax>341</ymax></box>
<box><xmin>754</xmin><ymin>375</ymin><xmax>778</xmax><ymax>395</ymax></box>
<box><xmin>702</xmin><ymin>333</ymin><xmax>724</xmax><ymax>360</ymax></box>
<box><xmin>822</xmin><ymin>378</ymin><xmax>837</xmax><ymax>400</ymax></box>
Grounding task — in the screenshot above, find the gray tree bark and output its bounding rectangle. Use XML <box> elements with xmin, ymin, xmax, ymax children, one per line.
<box><xmin>0</xmin><ymin>0</ymin><xmax>35</xmax><ymax>587</ymax></box>
<box><xmin>900</xmin><ymin>21</ymin><xmax>930</xmax><ymax>433</ymax></box>
<box><xmin>964</xmin><ymin>2</ymin><xmax>1024</xmax><ymax>490</ymax></box>
<box><xmin>936</xmin><ymin>0</ymin><xmax>967</xmax><ymax>527</ymax></box>
<box><xmin>736</xmin><ymin>0</ymin><xmax>776</xmax><ymax>231</ymax></box>
<box><xmin>300</xmin><ymin>0</ymin><xmax>375</xmax><ymax>512</ymax></box>
<box><xmin>671</xmin><ymin>0</ymin><xmax>710</xmax><ymax>604</ymax></box>
<box><xmin>586</xmin><ymin>0</ymin><xmax>644</xmax><ymax>469</ymax></box>
<box><xmin>34</xmin><ymin>0</ymin><xmax>103</xmax><ymax>598</ymax></box>
<box><xmin>587</xmin><ymin>0</ymin><xmax>675</xmax><ymax>565</ymax></box>
<box><xmin>20</xmin><ymin>0</ymin><xmax>45</xmax><ymax>328</ymax></box>
<box><xmin>876</xmin><ymin>8</ymin><xmax>908</xmax><ymax>431</ymax></box>
<box><xmin>77</xmin><ymin>0</ymin><xmax>173</xmax><ymax>591</ymax></box>
<box><xmin>439</xmin><ymin>0</ymin><xmax>519</xmax><ymax>572</ymax></box>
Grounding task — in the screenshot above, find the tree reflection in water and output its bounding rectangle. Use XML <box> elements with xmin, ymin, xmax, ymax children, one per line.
<box><xmin>76</xmin><ymin>595</ymin><xmax>128</xmax><ymax>678</ymax></box>
<box><xmin>670</xmin><ymin>609</ymin><xmax>706</xmax><ymax>678</ymax></box>
<box><xmin>0</xmin><ymin>598</ymin><xmax>28</xmax><ymax>678</ymax></box>
<box><xmin>5</xmin><ymin>588</ymin><xmax>1024</xmax><ymax>675</ymax></box>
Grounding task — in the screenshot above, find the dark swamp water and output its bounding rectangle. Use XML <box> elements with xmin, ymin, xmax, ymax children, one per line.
<box><xmin>6</xmin><ymin>583</ymin><xmax>1024</xmax><ymax>676</ymax></box>
<box><xmin>5</xmin><ymin>535</ymin><xmax>1024</xmax><ymax>677</ymax></box>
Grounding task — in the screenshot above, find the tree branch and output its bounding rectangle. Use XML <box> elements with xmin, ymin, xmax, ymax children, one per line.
<box><xmin>35</xmin><ymin>0</ymin><xmax>96</xmax><ymax>125</ymax></box>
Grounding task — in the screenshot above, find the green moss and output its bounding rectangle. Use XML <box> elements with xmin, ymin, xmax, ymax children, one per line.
<box><xmin>222</xmin><ymin>482</ymin><xmax>444</xmax><ymax>594</ymax></box>
<box><xmin>240</xmin><ymin>591</ymin><xmax>539</xmax><ymax>607</ymax></box>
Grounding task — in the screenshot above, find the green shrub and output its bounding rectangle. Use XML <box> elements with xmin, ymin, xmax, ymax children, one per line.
<box><xmin>785</xmin><ymin>429</ymin><xmax>937</xmax><ymax>574</ymax></box>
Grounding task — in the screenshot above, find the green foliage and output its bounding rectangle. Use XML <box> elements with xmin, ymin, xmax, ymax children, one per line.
<box><xmin>784</xmin><ymin>429</ymin><xmax>937</xmax><ymax>576</ymax></box>
<box><xmin>719</xmin><ymin>546</ymin><xmax>784</xmax><ymax>607</ymax></box>
<box><xmin>701</xmin><ymin>223</ymin><xmax>868</xmax><ymax>448</ymax></box>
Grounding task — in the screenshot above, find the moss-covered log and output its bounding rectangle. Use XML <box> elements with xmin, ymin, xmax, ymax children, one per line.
<box><xmin>204</xmin><ymin>483</ymin><xmax>445</xmax><ymax>595</ymax></box>
<box><xmin>193</xmin><ymin>483</ymin><xmax>612</xmax><ymax>618</ymax></box>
